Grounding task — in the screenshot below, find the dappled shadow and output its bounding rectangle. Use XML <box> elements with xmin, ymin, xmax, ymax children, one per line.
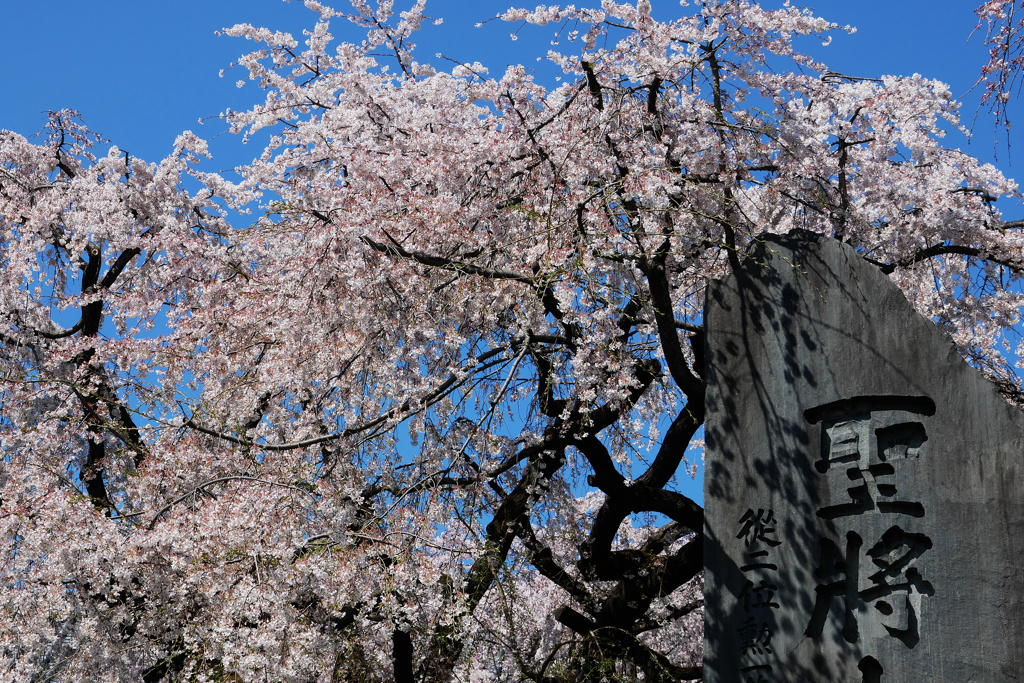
<box><xmin>701</xmin><ymin>231</ymin><xmax>976</xmax><ymax>682</ymax></box>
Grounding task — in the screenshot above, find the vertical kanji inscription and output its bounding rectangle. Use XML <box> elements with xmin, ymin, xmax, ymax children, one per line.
<box><xmin>734</xmin><ymin>508</ymin><xmax>783</xmax><ymax>681</ymax></box>
<box><xmin>803</xmin><ymin>396</ymin><xmax>937</xmax><ymax>677</ymax></box>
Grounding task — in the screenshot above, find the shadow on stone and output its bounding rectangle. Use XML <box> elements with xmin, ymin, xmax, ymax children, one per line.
<box><xmin>704</xmin><ymin>231</ymin><xmax>1024</xmax><ymax>682</ymax></box>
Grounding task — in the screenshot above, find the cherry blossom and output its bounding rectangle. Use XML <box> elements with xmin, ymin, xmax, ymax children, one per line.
<box><xmin>3</xmin><ymin>2</ymin><xmax>1024</xmax><ymax>681</ymax></box>
<box><xmin>973</xmin><ymin>0</ymin><xmax>1024</xmax><ymax>150</ymax></box>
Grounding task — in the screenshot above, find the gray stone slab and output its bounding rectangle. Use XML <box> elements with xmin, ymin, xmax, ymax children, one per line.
<box><xmin>703</xmin><ymin>231</ymin><xmax>1024</xmax><ymax>682</ymax></box>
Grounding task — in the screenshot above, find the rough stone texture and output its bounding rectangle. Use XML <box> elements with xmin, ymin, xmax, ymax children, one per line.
<box><xmin>703</xmin><ymin>231</ymin><xmax>1024</xmax><ymax>682</ymax></box>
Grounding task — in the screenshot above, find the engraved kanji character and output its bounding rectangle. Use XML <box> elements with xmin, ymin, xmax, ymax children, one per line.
<box><xmin>736</xmin><ymin>508</ymin><xmax>782</xmax><ymax>547</ymax></box>
<box><xmin>804</xmin><ymin>531</ymin><xmax>862</xmax><ymax>644</ymax></box>
<box><xmin>740</xmin><ymin>549</ymin><xmax>778</xmax><ymax>572</ymax></box>
<box><xmin>805</xmin><ymin>526</ymin><xmax>934</xmax><ymax>649</ymax></box>
<box><xmin>816</xmin><ymin>418</ymin><xmax>927</xmax><ymax>519</ymax></box>
<box><xmin>740</xmin><ymin>664</ymin><xmax>773</xmax><ymax>683</ymax></box>
<box><xmin>737</xmin><ymin>616</ymin><xmax>773</xmax><ymax>655</ymax></box>
<box><xmin>740</xmin><ymin>579</ymin><xmax>780</xmax><ymax>612</ymax></box>
<box><xmin>862</xmin><ymin>525</ymin><xmax>934</xmax><ymax>647</ymax></box>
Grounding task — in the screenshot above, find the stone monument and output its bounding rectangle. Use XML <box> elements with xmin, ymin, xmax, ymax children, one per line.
<box><xmin>703</xmin><ymin>231</ymin><xmax>1024</xmax><ymax>682</ymax></box>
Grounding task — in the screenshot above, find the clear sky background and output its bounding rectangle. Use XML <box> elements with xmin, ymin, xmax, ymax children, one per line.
<box><xmin>1</xmin><ymin>0</ymin><xmax>1019</xmax><ymax>506</ymax></box>
<box><xmin>1</xmin><ymin>0</ymin><xmax>1018</xmax><ymax>172</ymax></box>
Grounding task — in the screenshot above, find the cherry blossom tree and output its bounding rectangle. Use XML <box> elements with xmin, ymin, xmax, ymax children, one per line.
<box><xmin>973</xmin><ymin>0</ymin><xmax>1024</xmax><ymax>150</ymax></box>
<box><xmin>3</xmin><ymin>1</ymin><xmax>1024</xmax><ymax>681</ymax></box>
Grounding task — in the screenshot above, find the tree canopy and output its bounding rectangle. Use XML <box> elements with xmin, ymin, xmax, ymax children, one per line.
<box><xmin>2</xmin><ymin>1</ymin><xmax>1023</xmax><ymax>681</ymax></box>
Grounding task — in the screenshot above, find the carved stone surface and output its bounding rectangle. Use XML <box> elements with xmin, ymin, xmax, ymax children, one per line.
<box><xmin>703</xmin><ymin>231</ymin><xmax>1024</xmax><ymax>682</ymax></box>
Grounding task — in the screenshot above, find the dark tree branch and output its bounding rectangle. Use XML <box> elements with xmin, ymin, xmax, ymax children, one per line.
<box><xmin>186</xmin><ymin>348</ymin><xmax>516</xmax><ymax>451</ymax></box>
<box><xmin>647</xmin><ymin>76</ymin><xmax>662</xmax><ymax>115</ymax></box>
<box><xmin>581</xmin><ymin>61</ymin><xmax>604</xmax><ymax>111</ymax></box>
<box><xmin>574</xmin><ymin>435</ymin><xmax>626</xmax><ymax>495</ymax></box>
<box><xmin>594</xmin><ymin>535</ymin><xmax>702</xmax><ymax>628</ymax></box>
<box><xmin>635</xmin><ymin>400</ymin><xmax>704</xmax><ymax>489</ymax></box>
<box><xmin>554</xmin><ymin>606</ymin><xmax>596</xmax><ymax>635</ymax></box>
<box><xmin>97</xmin><ymin>248</ymin><xmax>142</xmax><ymax>291</ymax></box>
<box><xmin>516</xmin><ymin>518</ymin><xmax>599</xmax><ymax>616</ymax></box>
<box><xmin>703</xmin><ymin>41</ymin><xmax>743</xmax><ymax>274</ymax></box>
<box><xmin>632</xmin><ymin>599</ymin><xmax>704</xmax><ymax>634</ymax></box>
<box><xmin>640</xmin><ymin>251</ymin><xmax>703</xmax><ymax>399</ymax></box>
<box><xmin>393</xmin><ymin>630</ymin><xmax>415</xmax><ymax>683</ymax></box>
<box><xmin>616</xmin><ymin>293</ymin><xmax>644</xmax><ymax>345</ymax></box>
<box><xmin>415</xmin><ymin>446</ymin><xmax>567</xmax><ymax>681</ymax></box>
<box><xmin>361</xmin><ymin>234</ymin><xmax>535</xmax><ymax>284</ymax></box>
<box><xmin>869</xmin><ymin>242</ymin><xmax>1022</xmax><ymax>274</ymax></box>
<box><xmin>530</xmin><ymin>346</ymin><xmax>566</xmax><ymax>418</ymax></box>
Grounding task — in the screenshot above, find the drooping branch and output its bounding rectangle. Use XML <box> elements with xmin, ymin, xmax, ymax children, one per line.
<box><xmin>147</xmin><ymin>476</ymin><xmax>319</xmax><ymax>530</ymax></box>
<box><xmin>415</xmin><ymin>445</ymin><xmax>568</xmax><ymax>681</ymax></box>
<box><xmin>184</xmin><ymin>347</ymin><xmax>519</xmax><ymax>451</ymax></box>
<box><xmin>703</xmin><ymin>40</ymin><xmax>743</xmax><ymax>274</ymax></box>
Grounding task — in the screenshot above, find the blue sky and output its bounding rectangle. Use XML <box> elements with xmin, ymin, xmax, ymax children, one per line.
<box><xmin>1</xmin><ymin>0</ymin><xmax>1018</xmax><ymax>506</ymax></box>
<box><xmin>1</xmin><ymin>0</ymin><xmax>1017</xmax><ymax>171</ymax></box>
